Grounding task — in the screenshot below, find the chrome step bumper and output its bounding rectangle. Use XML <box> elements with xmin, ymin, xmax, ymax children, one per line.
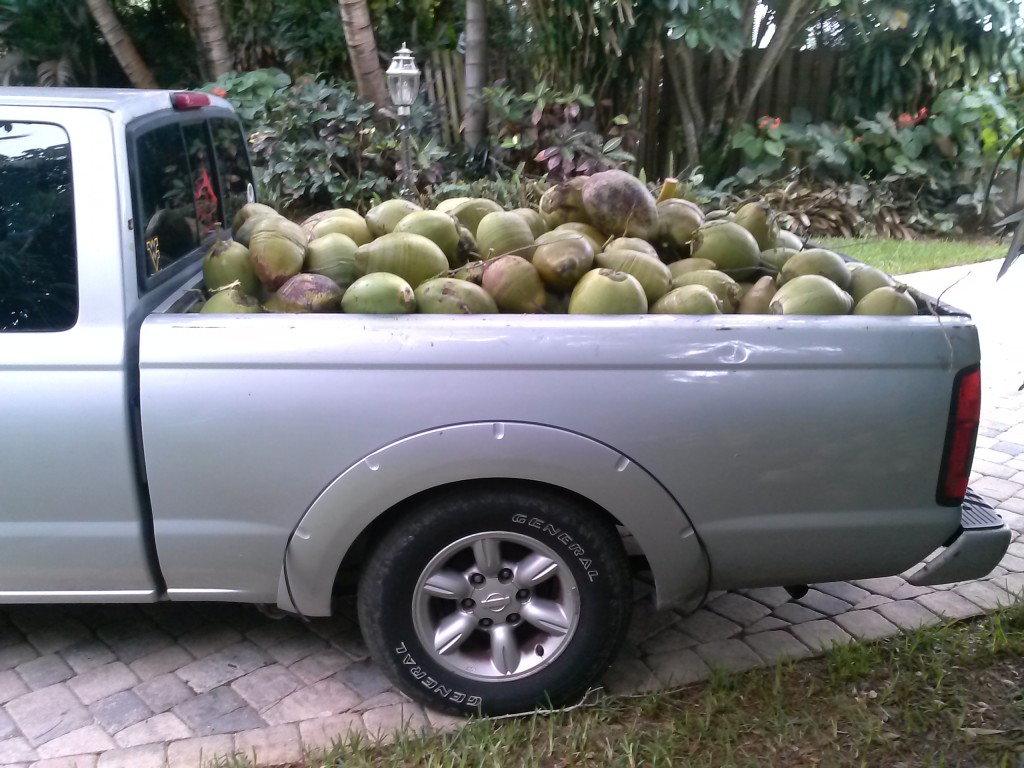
<box><xmin>907</xmin><ymin>489</ymin><xmax>1011</xmax><ymax>587</ymax></box>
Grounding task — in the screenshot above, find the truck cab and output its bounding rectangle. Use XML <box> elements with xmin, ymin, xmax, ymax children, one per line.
<box><xmin>0</xmin><ymin>89</ymin><xmax>249</xmax><ymax>600</ymax></box>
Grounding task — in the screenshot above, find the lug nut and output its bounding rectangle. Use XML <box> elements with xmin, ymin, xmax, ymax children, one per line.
<box><xmin>498</xmin><ymin>568</ymin><xmax>513</xmax><ymax>582</ymax></box>
<box><xmin>479</xmin><ymin>618</ymin><xmax>493</xmax><ymax>628</ymax></box>
<box><xmin>516</xmin><ymin>589</ymin><xmax>530</xmax><ymax>601</ymax></box>
<box><xmin>470</xmin><ymin>573</ymin><xmax>485</xmax><ymax>585</ymax></box>
<box><xmin>460</xmin><ymin>598</ymin><xmax>475</xmax><ymax>610</ymax></box>
<box><xmin>507</xmin><ymin>613</ymin><xmax>520</xmax><ymax>623</ymax></box>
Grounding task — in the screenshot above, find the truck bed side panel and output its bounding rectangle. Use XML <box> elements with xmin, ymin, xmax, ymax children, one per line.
<box><xmin>139</xmin><ymin>313</ymin><xmax>975</xmax><ymax>603</ymax></box>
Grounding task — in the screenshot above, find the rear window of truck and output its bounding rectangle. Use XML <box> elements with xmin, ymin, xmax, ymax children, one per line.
<box><xmin>130</xmin><ymin>114</ymin><xmax>253</xmax><ymax>290</ymax></box>
<box><xmin>0</xmin><ymin>121</ymin><xmax>77</xmax><ymax>332</ymax></box>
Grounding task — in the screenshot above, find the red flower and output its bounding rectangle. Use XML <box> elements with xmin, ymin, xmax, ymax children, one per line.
<box><xmin>212</xmin><ymin>87</ymin><xmax>227</xmax><ymax>98</ymax></box>
<box><xmin>896</xmin><ymin>113</ymin><xmax>913</xmax><ymax>128</ymax></box>
<box><xmin>758</xmin><ymin>116</ymin><xmax>782</xmax><ymax>131</ymax></box>
<box><xmin>913</xmin><ymin>107</ymin><xmax>928</xmax><ymax>125</ymax></box>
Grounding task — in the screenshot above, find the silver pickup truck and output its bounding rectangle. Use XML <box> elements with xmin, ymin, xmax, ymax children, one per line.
<box><xmin>0</xmin><ymin>88</ymin><xmax>1010</xmax><ymax>716</ymax></box>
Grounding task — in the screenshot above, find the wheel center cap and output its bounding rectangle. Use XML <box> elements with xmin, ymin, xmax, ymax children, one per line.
<box><xmin>480</xmin><ymin>592</ymin><xmax>512</xmax><ymax>612</ymax></box>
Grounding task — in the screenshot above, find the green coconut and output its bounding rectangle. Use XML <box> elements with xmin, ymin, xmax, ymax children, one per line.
<box><xmin>853</xmin><ymin>285</ymin><xmax>918</xmax><ymax>316</ymax></box>
<box><xmin>732</xmin><ymin>201</ymin><xmax>779</xmax><ymax>251</ymax></box>
<box><xmin>656</xmin><ymin>198</ymin><xmax>704</xmax><ymax>260</ymax></box>
<box><xmin>737</xmin><ymin>275</ymin><xmax>777</xmax><ymax>314</ymax></box>
<box><xmin>451</xmin><ymin>198</ymin><xmax>504</xmax><ymax>237</ymax></box>
<box><xmin>414</xmin><ymin>277</ymin><xmax>499</xmax><ymax>314</ymax></box>
<box><xmin>775</xmin><ymin>229</ymin><xmax>805</xmax><ymax>250</ymax></box>
<box><xmin>532</xmin><ymin>236</ymin><xmax>595</xmax><ymax>292</ymax></box>
<box><xmin>581</xmin><ymin>170</ymin><xmax>659</xmax><ymax>240</ymax></box>
<box><xmin>303</xmin><ymin>233</ymin><xmax>360</xmax><ymax>290</ymax></box>
<box><xmin>595</xmin><ymin>248</ymin><xmax>671</xmax><ymax>303</ymax></box>
<box><xmin>302</xmin><ymin>207</ymin><xmax>363</xmax><ymax>236</ymax></box>
<box><xmin>511</xmin><ymin>207</ymin><xmax>548</xmax><ymax>239</ymax></box>
<box><xmin>539</xmin><ymin>177</ymin><xmax>590</xmax><ymax>229</ymax></box>
<box><xmin>606</xmin><ymin>237</ymin><xmax>659</xmax><ymax>258</ymax></box>
<box><xmin>568</xmin><ymin>269</ymin><xmax>648</xmax><ymax>314</ymax></box>
<box><xmin>455</xmin><ymin>225</ymin><xmax>479</xmax><ymax>267</ymax></box>
<box><xmin>476</xmin><ymin>211</ymin><xmax>537</xmax><ymax>261</ymax></box>
<box><xmin>248</xmin><ymin>217</ymin><xmax>307</xmax><ymax>290</ymax></box>
<box><xmin>365</xmin><ymin>199</ymin><xmax>423</xmax><ymax>238</ymax></box>
<box><xmin>355</xmin><ymin>232</ymin><xmax>450</xmax><ymax>287</ymax></box>
<box><xmin>770</xmin><ymin>274</ymin><xmax>854</xmax><ymax>315</ymax></box>
<box><xmin>651</xmin><ymin>284</ymin><xmax>724</xmax><ymax>315</ymax></box>
<box><xmin>778</xmin><ymin>248</ymin><xmax>852</xmax><ymax>291</ymax></box>
<box><xmin>690</xmin><ymin>222</ymin><xmax>761</xmax><ymax>281</ymax></box>
<box><xmin>668</xmin><ymin>258</ymin><xmax>718</xmax><ymax>278</ymax></box>
<box><xmin>394</xmin><ymin>210</ymin><xmax>461</xmax><ymax>265</ymax></box>
<box><xmin>341</xmin><ymin>272</ymin><xmax>417</xmax><ymax>314</ymax></box>
<box><xmin>435</xmin><ymin>197</ymin><xmax>471</xmax><ymax>213</ymax></box>
<box><xmin>203</xmin><ymin>238</ymin><xmax>259</xmax><ymax>297</ymax></box>
<box><xmin>231</xmin><ymin>202</ymin><xmax>278</xmax><ymax>234</ymax></box>
<box><xmin>550</xmin><ymin>223</ymin><xmax>607</xmax><ymax>255</ymax></box>
<box><xmin>670</xmin><ymin>269</ymin><xmax>742</xmax><ymax>313</ymax></box>
<box><xmin>233</xmin><ymin>211</ymin><xmax>280</xmax><ymax>248</ymax></box>
<box><xmin>311</xmin><ymin>213</ymin><xmax>372</xmax><ymax>246</ymax></box>
<box><xmin>848</xmin><ymin>262</ymin><xmax>896</xmax><ymax>303</ymax></box>
<box><xmin>200</xmin><ymin>287</ymin><xmax>262</xmax><ymax>313</ymax></box>
<box><xmin>759</xmin><ymin>247</ymin><xmax>799</xmax><ymax>276</ymax></box>
<box><xmin>264</xmin><ymin>273</ymin><xmax>343</xmax><ymax>313</ymax></box>
<box><xmin>480</xmin><ymin>255</ymin><xmax>546</xmax><ymax>313</ymax></box>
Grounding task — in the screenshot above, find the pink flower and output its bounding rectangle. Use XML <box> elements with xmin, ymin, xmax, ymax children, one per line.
<box><xmin>212</xmin><ymin>87</ymin><xmax>227</xmax><ymax>98</ymax></box>
<box><xmin>897</xmin><ymin>113</ymin><xmax>913</xmax><ymax>129</ymax></box>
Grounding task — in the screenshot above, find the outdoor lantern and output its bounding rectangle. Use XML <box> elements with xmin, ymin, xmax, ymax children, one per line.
<box><xmin>386</xmin><ymin>44</ymin><xmax>420</xmax><ymax>117</ymax></box>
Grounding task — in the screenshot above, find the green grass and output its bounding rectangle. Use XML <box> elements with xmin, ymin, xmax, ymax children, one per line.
<box><xmin>215</xmin><ymin>603</ymin><xmax>1024</xmax><ymax>768</ymax></box>
<box><xmin>817</xmin><ymin>236</ymin><xmax>1006</xmax><ymax>275</ymax></box>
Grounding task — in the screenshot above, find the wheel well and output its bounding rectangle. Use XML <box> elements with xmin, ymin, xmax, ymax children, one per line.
<box><xmin>330</xmin><ymin>477</ymin><xmax>643</xmax><ymax>599</ymax></box>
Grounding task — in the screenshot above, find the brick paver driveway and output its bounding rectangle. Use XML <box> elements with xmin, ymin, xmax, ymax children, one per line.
<box><xmin>0</xmin><ymin>261</ymin><xmax>1021</xmax><ymax>768</ymax></box>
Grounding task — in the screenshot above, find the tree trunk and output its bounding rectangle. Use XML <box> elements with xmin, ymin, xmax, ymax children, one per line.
<box><xmin>338</xmin><ymin>0</ymin><xmax>389</xmax><ymax>108</ymax></box>
<box><xmin>191</xmin><ymin>0</ymin><xmax>233</xmax><ymax>78</ymax></box>
<box><xmin>84</xmin><ymin>0</ymin><xmax>158</xmax><ymax>89</ymax></box>
<box><xmin>463</xmin><ymin>0</ymin><xmax>487</xmax><ymax>149</ymax></box>
<box><xmin>663</xmin><ymin>45</ymin><xmax>700</xmax><ymax>169</ymax></box>
<box><xmin>736</xmin><ymin>0</ymin><xmax>812</xmax><ymax>125</ymax></box>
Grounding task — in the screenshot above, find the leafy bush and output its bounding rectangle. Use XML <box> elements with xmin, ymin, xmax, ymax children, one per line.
<box><xmin>205</xmin><ymin>70</ymin><xmax>449</xmax><ymax>216</ymax></box>
<box><xmin>722</xmin><ymin>86</ymin><xmax>1022</xmax><ymax>236</ymax></box>
<box><xmin>475</xmin><ymin>81</ymin><xmax>636</xmax><ymax>180</ymax></box>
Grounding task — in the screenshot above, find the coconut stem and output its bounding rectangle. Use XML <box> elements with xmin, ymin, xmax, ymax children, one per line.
<box><xmin>657</xmin><ymin>178</ymin><xmax>679</xmax><ymax>204</ymax></box>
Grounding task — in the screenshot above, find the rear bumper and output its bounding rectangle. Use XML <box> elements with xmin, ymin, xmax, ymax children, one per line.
<box><xmin>907</xmin><ymin>489</ymin><xmax>1011</xmax><ymax>587</ymax></box>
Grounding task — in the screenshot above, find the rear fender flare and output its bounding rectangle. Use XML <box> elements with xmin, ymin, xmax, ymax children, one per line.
<box><xmin>277</xmin><ymin>422</ymin><xmax>708</xmax><ymax>615</ymax></box>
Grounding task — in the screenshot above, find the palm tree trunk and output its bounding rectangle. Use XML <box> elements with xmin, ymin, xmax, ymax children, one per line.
<box><xmin>191</xmin><ymin>0</ymin><xmax>234</xmax><ymax>78</ymax></box>
<box><xmin>463</xmin><ymin>0</ymin><xmax>487</xmax><ymax>149</ymax></box>
<box><xmin>338</xmin><ymin>0</ymin><xmax>388</xmax><ymax>108</ymax></box>
<box><xmin>84</xmin><ymin>0</ymin><xmax>158</xmax><ymax>89</ymax></box>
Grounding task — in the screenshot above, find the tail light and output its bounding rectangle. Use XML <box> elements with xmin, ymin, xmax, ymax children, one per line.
<box><xmin>936</xmin><ymin>365</ymin><xmax>981</xmax><ymax>506</ymax></box>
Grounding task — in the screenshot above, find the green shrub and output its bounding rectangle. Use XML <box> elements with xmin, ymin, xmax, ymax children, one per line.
<box><xmin>205</xmin><ymin>69</ymin><xmax>449</xmax><ymax>216</ymax></box>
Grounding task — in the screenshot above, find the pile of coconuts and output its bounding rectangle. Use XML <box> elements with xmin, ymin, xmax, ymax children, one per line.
<box><xmin>200</xmin><ymin>170</ymin><xmax>918</xmax><ymax>317</ymax></box>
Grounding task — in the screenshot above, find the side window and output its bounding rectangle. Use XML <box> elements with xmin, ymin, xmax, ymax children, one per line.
<box><xmin>0</xmin><ymin>121</ymin><xmax>77</xmax><ymax>332</ymax></box>
<box><xmin>210</xmin><ymin>118</ymin><xmax>254</xmax><ymax>231</ymax></box>
<box><xmin>135</xmin><ymin>123</ymin><xmax>217</xmax><ymax>279</ymax></box>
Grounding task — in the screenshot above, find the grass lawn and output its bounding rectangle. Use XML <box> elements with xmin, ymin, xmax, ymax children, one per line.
<box><xmin>817</xmin><ymin>236</ymin><xmax>1007</xmax><ymax>276</ymax></box>
<box><xmin>219</xmin><ymin>604</ymin><xmax>1024</xmax><ymax>768</ymax></box>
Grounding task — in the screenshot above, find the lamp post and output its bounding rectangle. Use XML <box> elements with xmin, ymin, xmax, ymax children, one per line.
<box><xmin>386</xmin><ymin>44</ymin><xmax>421</xmax><ymax>197</ymax></box>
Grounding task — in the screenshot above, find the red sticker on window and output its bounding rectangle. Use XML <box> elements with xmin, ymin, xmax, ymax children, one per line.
<box><xmin>193</xmin><ymin>163</ymin><xmax>219</xmax><ymax>234</ymax></box>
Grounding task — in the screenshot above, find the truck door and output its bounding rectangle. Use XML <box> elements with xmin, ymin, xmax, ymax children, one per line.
<box><xmin>0</xmin><ymin>110</ymin><xmax>159</xmax><ymax>600</ymax></box>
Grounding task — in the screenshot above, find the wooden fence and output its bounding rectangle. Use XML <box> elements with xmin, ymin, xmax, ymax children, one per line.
<box><xmin>419</xmin><ymin>47</ymin><xmax>845</xmax><ymax>177</ymax></box>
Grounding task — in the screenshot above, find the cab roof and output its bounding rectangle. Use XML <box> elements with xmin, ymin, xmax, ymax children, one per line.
<box><xmin>0</xmin><ymin>88</ymin><xmax>233</xmax><ymax>123</ymax></box>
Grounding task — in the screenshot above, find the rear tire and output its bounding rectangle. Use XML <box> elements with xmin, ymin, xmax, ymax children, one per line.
<box><xmin>357</xmin><ymin>484</ymin><xmax>632</xmax><ymax>715</ymax></box>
